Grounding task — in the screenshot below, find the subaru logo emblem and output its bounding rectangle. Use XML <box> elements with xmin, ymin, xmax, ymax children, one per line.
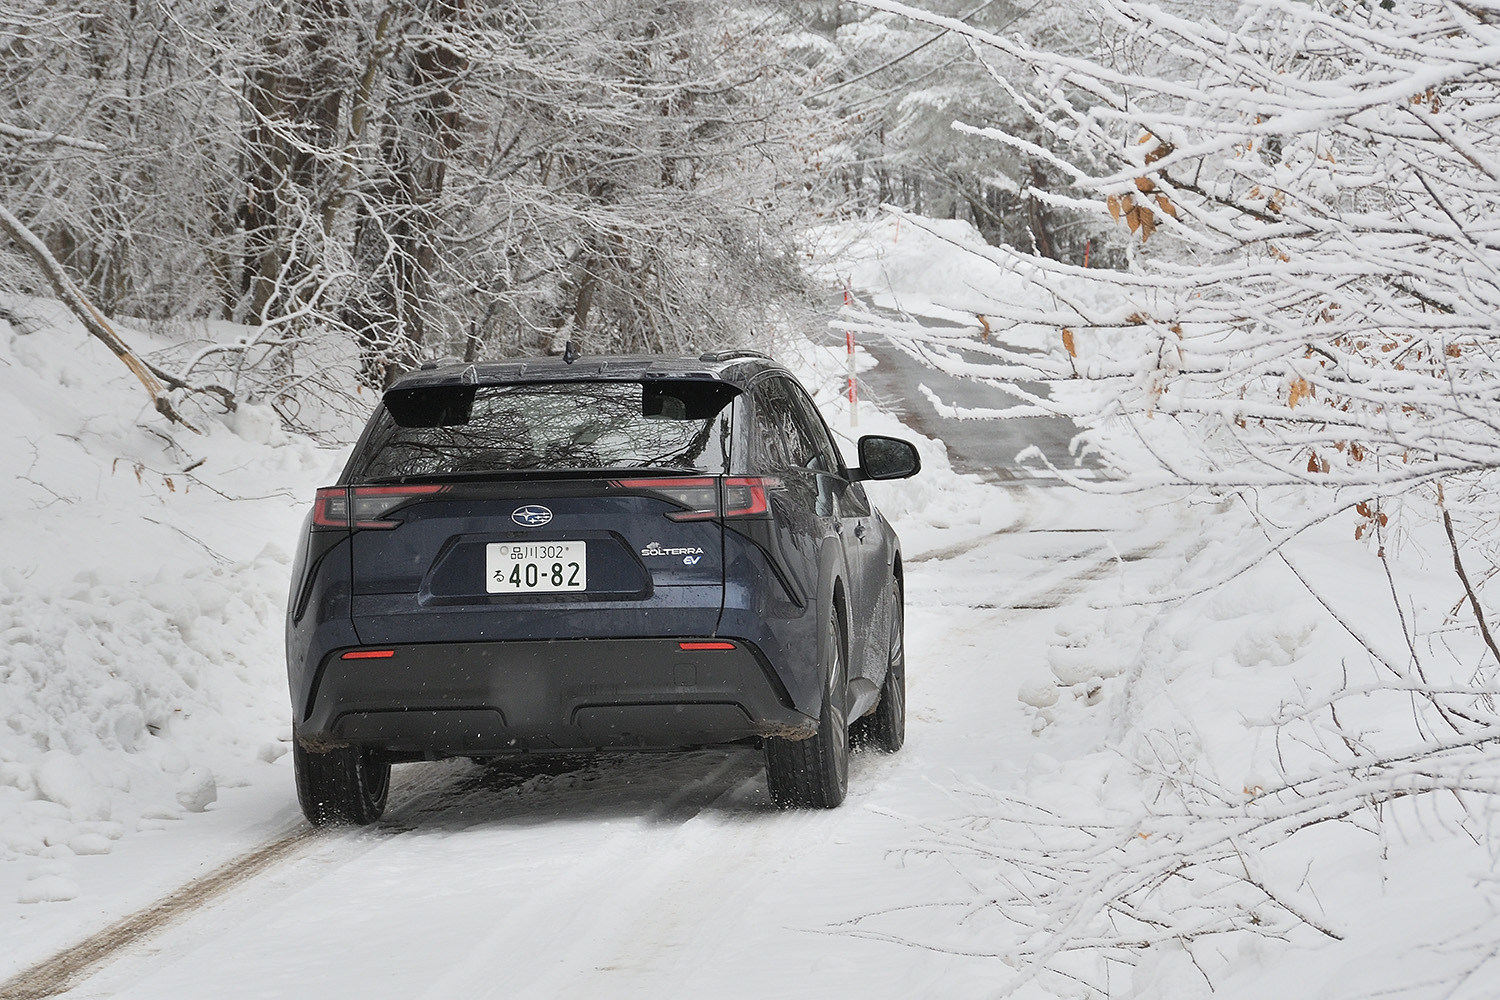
<box><xmin>512</xmin><ymin>504</ymin><xmax>553</xmax><ymax>527</ymax></box>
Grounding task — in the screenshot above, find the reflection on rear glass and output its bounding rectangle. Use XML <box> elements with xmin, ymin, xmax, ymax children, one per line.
<box><xmin>350</xmin><ymin>381</ymin><xmax>738</xmax><ymax>481</ymax></box>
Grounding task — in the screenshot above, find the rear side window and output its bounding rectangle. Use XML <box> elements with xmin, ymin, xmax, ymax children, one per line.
<box><xmin>348</xmin><ymin>380</ymin><xmax>738</xmax><ymax>481</ymax></box>
<box><xmin>748</xmin><ymin>376</ymin><xmax>841</xmax><ymax>475</ymax></box>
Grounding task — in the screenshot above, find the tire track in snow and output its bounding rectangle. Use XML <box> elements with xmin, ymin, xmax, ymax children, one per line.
<box><xmin>0</xmin><ymin>828</ymin><xmax>318</xmax><ymax>1000</ymax></box>
<box><xmin>909</xmin><ymin>498</ymin><xmax>1165</xmax><ymax>612</ymax></box>
<box><xmin>406</xmin><ymin>753</ymin><xmax>773</xmax><ymax>1000</ymax></box>
<box><xmin>385</xmin><ymin>747</ymin><xmax>766</xmax><ymax>830</ymax></box>
<box><xmin>0</xmin><ymin>762</ymin><xmax>462</xmax><ymax>1000</ymax></box>
<box><xmin>997</xmin><ymin>537</ymin><xmax>1168</xmax><ymax>610</ymax></box>
<box><xmin>1</xmin><ymin>752</ymin><xmax>763</xmax><ymax>999</ymax></box>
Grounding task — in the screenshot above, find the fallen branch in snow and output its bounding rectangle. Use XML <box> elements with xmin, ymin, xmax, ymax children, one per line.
<box><xmin>0</xmin><ymin>202</ymin><xmax>235</xmax><ymax>430</ymax></box>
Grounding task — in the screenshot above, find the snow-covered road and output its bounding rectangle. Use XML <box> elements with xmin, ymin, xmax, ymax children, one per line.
<box><xmin>5</xmin><ymin>486</ymin><xmax>1145</xmax><ymax>1000</ymax></box>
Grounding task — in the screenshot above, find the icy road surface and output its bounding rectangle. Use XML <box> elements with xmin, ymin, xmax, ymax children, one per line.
<box><xmin>3</xmin><ymin>487</ymin><xmax>1142</xmax><ymax>1000</ymax></box>
<box><xmin>857</xmin><ymin>331</ymin><xmax>1100</xmax><ymax>485</ymax></box>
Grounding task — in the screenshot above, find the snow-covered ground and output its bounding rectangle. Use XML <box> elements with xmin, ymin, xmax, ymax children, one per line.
<box><xmin>1</xmin><ymin>219</ymin><xmax>1496</xmax><ymax>998</ymax></box>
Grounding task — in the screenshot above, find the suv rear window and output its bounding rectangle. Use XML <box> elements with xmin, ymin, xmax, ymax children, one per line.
<box><xmin>347</xmin><ymin>380</ymin><xmax>738</xmax><ymax>482</ymax></box>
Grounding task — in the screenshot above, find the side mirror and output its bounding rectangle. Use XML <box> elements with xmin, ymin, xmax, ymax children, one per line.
<box><xmin>854</xmin><ymin>435</ymin><xmax>921</xmax><ymax>481</ymax></box>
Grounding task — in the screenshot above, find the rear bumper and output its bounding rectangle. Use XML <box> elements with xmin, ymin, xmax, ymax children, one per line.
<box><xmin>297</xmin><ymin>638</ymin><xmax>814</xmax><ymax>755</ymax></box>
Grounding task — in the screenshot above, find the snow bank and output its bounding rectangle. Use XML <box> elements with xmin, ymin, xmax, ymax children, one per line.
<box><xmin>0</xmin><ymin>298</ymin><xmax>347</xmax><ymax>888</ymax></box>
<box><xmin>810</xmin><ymin>213</ymin><xmax>1028</xmax><ymax>325</ymax></box>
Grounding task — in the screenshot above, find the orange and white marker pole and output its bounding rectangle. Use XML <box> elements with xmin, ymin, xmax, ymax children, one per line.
<box><xmin>843</xmin><ymin>283</ymin><xmax>858</xmax><ymax>427</ymax></box>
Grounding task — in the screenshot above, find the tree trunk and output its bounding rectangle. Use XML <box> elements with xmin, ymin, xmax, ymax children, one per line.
<box><xmin>344</xmin><ymin>0</ymin><xmax>470</xmax><ymax>386</ymax></box>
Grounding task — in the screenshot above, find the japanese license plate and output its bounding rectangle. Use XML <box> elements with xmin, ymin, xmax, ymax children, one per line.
<box><xmin>486</xmin><ymin>541</ymin><xmax>587</xmax><ymax>593</ymax></box>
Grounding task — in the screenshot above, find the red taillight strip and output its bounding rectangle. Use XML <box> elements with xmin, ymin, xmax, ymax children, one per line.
<box><xmin>666</xmin><ymin>510</ymin><xmax>718</xmax><ymax>522</ymax></box>
<box><xmin>341</xmin><ymin>649</ymin><xmax>395</xmax><ymax>660</ymax></box>
<box><xmin>312</xmin><ymin>485</ymin><xmax>450</xmax><ymax>530</ymax></box>
<box><xmin>679</xmin><ymin>642</ymin><xmax>736</xmax><ymax>651</ymax></box>
<box><xmin>353</xmin><ymin>485</ymin><xmax>451</xmax><ymax>496</ymax></box>
<box><xmin>612</xmin><ymin>477</ymin><xmax>718</xmax><ymax>489</ymax></box>
<box><xmin>610</xmin><ymin>477</ymin><xmax>777</xmax><ymax>520</ymax></box>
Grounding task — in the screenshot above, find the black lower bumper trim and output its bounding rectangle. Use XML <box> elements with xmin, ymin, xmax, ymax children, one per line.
<box><xmin>301</xmin><ymin>637</ymin><xmax>812</xmax><ymax>754</ymax></box>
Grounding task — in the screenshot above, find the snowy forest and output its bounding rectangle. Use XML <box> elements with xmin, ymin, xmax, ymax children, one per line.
<box><xmin>0</xmin><ymin>0</ymin><xmax>1129</xmax><ymax>409</ymax></box>
<box><xmin>4</xmin><ymin>0</ymin><xmax>1500</xmax><ymax>997</ymax></box>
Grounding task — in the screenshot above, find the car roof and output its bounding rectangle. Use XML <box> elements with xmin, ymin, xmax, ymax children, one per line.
<box><xmin>385</xmin><ymin>351</ymin><xmax>786</xmax><ymax>393</ymax></box>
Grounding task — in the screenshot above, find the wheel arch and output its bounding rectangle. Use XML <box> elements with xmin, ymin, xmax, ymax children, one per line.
<box><xmin>826</xmin><ymin>575</ymin><xmax>851</xmax><ymax>713</ymax></box>
<box><xmin>832</xmin><ymin>574</ymin><xmax>851</xmax><ymax>651</ymax></box>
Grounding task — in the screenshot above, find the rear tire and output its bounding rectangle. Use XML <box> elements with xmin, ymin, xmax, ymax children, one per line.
<box><xmin>852</xmin><ymin>580</ymin><xmax>905</xmax><ymax>753</ymax></box>
<box><xmin>294</xmin><ymin>741</ymin><xmax>390</xmax><ymax>826</ymax></box>
<box><xmin>765</xmin><ymin>607</ymin><xmax>849</xmax><ymax>809</ymax></box>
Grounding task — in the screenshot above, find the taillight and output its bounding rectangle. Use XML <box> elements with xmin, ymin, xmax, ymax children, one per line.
<box><xmin>311</xmin><ymin>485</ymin><xmax>450</xmax><ymax>530</ymax></box>
<box><xmin>721</xmin><ymin>477</ymin><xmax>775</xmax><ymax>517</ymax></box>
<box><xmin>614</xmin><ymin>477</ymin><xmax>718</xmax><ymax>519</ymax></box>
<box><xmin>610</xmin><ymin>477</ymin><xmax>777</xmax><ymax>520</ymax></box>
<box><xmin>312</xmin><ymin>488</ymin><xmax>350</xmax><ymax>528</ymax></box>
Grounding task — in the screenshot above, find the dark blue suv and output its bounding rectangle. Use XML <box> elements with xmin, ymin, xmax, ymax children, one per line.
<box><xmin>286</xmin><ymin>351</ymin><xmax>919</xmax><ymax>823</ymax></box>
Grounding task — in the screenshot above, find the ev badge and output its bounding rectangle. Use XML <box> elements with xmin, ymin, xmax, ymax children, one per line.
<box><xmin>511</xmin><ymin>504</ymin><xmax>554</xmax><ymax>527</ymax></box>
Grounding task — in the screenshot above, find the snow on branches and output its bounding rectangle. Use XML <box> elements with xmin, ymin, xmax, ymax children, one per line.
<box><xmin>859</xmin><ymin>0</ymin><xmax>1500</xmax><ymax>494</ymax></box>
<box><xmin>850</xmin><ymin>0</ymin><xmax>1500</xmax><ymax>688</ymax></box>
<box><xmin>846</xmin><ymin>0</ymin><xmax>1500</xmax><ymax>991</ymax></box>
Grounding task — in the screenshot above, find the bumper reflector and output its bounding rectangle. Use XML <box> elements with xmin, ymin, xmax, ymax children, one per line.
<box><xmin>678</xmin><ymin>642</ymin><xmax>736</xmax><ymax>651</ymax></box>
<box><xmin>341</xmin><ymin>649</ymin><xmax>396</xmax><ymax>660</ymax></box>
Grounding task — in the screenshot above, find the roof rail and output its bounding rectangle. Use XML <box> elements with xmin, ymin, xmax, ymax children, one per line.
<box><xmin>699</xmin><ymin>349</ymin><xmax>772</xmax><ymax>364</ymax></box>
